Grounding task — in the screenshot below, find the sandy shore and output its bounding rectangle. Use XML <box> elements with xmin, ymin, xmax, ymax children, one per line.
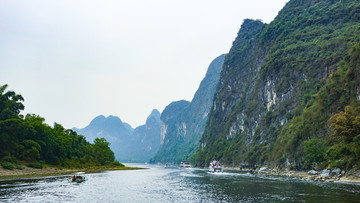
<box><xmin>0</xmin><ymin>166</ymin><xmax>146</xmax><ymax>180</ymax></box>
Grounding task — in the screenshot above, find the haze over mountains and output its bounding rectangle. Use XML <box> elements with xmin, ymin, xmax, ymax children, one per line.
<box><xmin>73</xmin><ymin>54</ymin><xmax>225</xmax><ymax>163</ymax></box>
<box><xmin>75</xmin><ymin>0</ymin><xmax>360</xmax><ymax>172</ymax></box>
<box><xmin>73</xmin><ymin>110</ymin><xmax>161</xmax><ymax>162</ymax></box>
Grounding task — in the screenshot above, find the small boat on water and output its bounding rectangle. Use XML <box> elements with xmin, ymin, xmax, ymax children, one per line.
<box><xmin>72</xmin><ymin>175</ymin><xmax>87</xmax><ymax>183</ymax></box>
<box><xmin>180</xmin><ymin>161</ymin><xmax>191</xmax><ymax>168</ymax></box>
<box><xmin>208</xmin><ymin>160</ymin><xmax>223</xmax><ymax>173</ymax></box>
<box><xmin>164</xmin><ymin>162</ymin><xmax>171</xmax><ymax>168</ymax></box>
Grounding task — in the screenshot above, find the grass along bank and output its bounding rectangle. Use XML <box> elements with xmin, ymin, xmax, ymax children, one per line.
<box><xmin>0</xmin><ymin>164</ymin><xmax>146</xmax><ymax>180</ymax></box>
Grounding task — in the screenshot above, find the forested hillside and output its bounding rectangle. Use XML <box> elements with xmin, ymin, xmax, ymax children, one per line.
<box><xmin>195</xmin><ymin>0</ymin><xmax>360</xmax><ymax>171</ymax></box>
<box><xmin>0</xmin><ymin>84</ymin><xmax>121</xmax><ymax>170</ymax></box>
<box><xmin>150</xmin><ymin>54</ymin><xmax>225</xmax><ymax>164</ymax></box>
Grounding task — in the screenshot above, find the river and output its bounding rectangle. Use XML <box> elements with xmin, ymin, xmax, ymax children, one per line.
<box><xmin>1</xmin><ymin>163</ymin><xmax>360</xmax><ymax>202</ymax></box>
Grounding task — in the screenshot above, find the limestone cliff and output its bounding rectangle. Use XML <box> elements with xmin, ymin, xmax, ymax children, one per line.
<box><xmin>150</xmin><ymin>54</ymin><xmax>225</xmax><ymax>164</ymax></box>
<box><xmin>195</xmin><ymin>0</ymin><xmax>360</xmax><ymax>170</ymax></box>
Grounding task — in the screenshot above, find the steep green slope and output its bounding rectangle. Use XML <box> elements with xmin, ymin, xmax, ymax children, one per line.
<box><xmin>150</xmin><ymin>100</ymin><xmax>190</xmax><ymax>163</ymax></box>
<box><xmin>150</xmin><ymin>54</ymin><xmax>225</xmax><ymax>164</ymax></box>
<box><xmin>275</xmin><ymin>42</ymin><xmax>360</xmax><ymax>170</ymax></box>
<box><xmin>195</xmin><ymin>0</ymin><xmax>360</xmax><ymax>170</ymax></box>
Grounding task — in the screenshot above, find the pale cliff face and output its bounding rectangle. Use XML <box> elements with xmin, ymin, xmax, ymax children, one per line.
<box><xmin>160</xmin><ymin>122</ymin><xmax>167</xmax><ymax>145</ymax></box>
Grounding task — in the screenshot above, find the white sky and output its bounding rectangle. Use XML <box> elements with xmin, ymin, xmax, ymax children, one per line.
<box><xmin>0</xmin><ymin>0</ymin><xmax>288</xmax><ymax>129</ymax></box>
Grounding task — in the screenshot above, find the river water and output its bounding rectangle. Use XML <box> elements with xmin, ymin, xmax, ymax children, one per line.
<box><xmin>1</xmin><ymin>163</ymin><xmax>360</xmax><ymax>202</ymax></box>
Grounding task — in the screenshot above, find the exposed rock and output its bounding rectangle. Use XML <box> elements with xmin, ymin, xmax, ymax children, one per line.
<box><xmin>330</xmin><ymin>168</ymin><xmax>341</xmax><ymax>177</ymax></box>
<box><xmin>307</xmin><ymin>170</ymin><xmax>318</xmax><ymax>175</ymax></box>
<box><xmin>259</xmin><ymin>167</ymin><xmax>270</xmax><ymax>172</ymax></box>
<box><xmin>194</xmin><ymin>0</ymin><xmax>360</xmax><ymax>170</ymax></box>
<box><xmin>320</xmin><ymin>169</ymin><xmax>331</xmax><ymax>177</ymax></box>
<box><xmin>160</xmin><ymin>123</ymin><xmax>167</xmax><ymax>145</ymax></box>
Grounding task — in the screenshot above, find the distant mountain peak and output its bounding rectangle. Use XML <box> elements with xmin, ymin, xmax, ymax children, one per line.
<box><xmin>150</xmin><ymin>109</ymin><xmax>160</xmax><ymax>117</ymax></box>
<box><xmin>105</xmin><ymin>115</ymin><xmax>123</xmax><ymax>123</ymax></box>
<box><xmin>146</xmin><ymin>109</ymin><xmax>161</xmax><ymax>124</ymax></box>
<box><xmin>90</xmin><ymin>115</ymin><xmax>106</xmax><ymax>124</ymax></box>
<box><xmin>73</xmin><ymin>111</ymin><xmax>160</xmax><ymax>162</ymax></box>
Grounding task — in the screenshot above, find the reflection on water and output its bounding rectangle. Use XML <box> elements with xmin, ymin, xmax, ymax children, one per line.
<box><xmin>1</xmin><ymin>164</ymin><xmax>360</xmax><ymax>202</ymax></box>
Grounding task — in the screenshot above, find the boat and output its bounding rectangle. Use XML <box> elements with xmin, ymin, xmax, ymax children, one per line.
<box><xmin>71</xmin><ymin>175</ymin><xmax>87</xmax><ymax>183</ymax></box>
<box><xmin>208</xmin><ymin>160</ymin><xmax>223</xmax><ymax>173</ymax></box>
<box><xmin>180</xmin><ymin>161</ymin><xmax>191</xmax><ymax>168</ymax></box>
<box><xmin>164</xmin><ymin>162</ymin><xmax>171</xmax><ymax>168</ymax></box>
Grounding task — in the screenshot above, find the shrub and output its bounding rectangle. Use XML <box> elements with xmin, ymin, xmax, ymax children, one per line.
<box><xmin>1</xmin><ymin>155</ymin><xmax>17</xmax><ymax>163</ymax></box>
<box><xmin>303</xmin><ymin>138</ymin><xmax>326</xmax><ymax>169</ymax></box>
<box><xmin>1</xmin><ymin>162</ymin><xmax>16</xmax><ymax>170</ymax></box>
<box><xmin>109</xmin><ymin>161</ymin><xmax>124</xmax><ymax>167</ymax></box>
<box><xmin>16</xmin><ymin>165</ymin><xmax>24</xmax><ymax>170</ymax></box>
<box><xmin>27</xmin><ymin>162</ymin><xmax>43</xmax><ymax>169</ymax></box>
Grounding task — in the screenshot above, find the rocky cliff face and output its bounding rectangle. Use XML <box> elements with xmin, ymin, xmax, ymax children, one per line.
<box><xmin>195</xmin><ymin>0</ymin><xmax>360</xmax><ymax>169</ymax></box>
<box><xmin>159</xmin><ymin>100</ymin><xmax>190</xmax><ymax>147</ymax></box>
<box><xmin>150</xmin><ymin>54</ymin><xmax>225</xmax><ymax>164</ymax></box>
<box><xmin>128</xmin><ymin>109</ymin><xmax>161</xmax><ymax>162</ymax></box>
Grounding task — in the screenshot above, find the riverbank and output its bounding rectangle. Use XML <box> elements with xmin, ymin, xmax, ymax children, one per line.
<box><xmin>0</xmin><ymin>165</ymin><xmax>146</xmax><ymax>180</ymax></box>
<box><xmin>223</xmin><ymin>166</ymin><xmax>360</xmax><ymax>184</ymax></box>
<box><xmin>256</xmin><ymin>170</ymin><xmax>360</xmax><ymax>184</ymax></box>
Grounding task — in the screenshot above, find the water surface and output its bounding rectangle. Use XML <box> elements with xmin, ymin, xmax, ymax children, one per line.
<box><xmin>1</xmin><ymin>164</ymin><xmax>359</xmax><ymax>202</ymax></box>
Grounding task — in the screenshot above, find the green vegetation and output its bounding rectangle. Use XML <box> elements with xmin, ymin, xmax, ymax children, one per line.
<box><xmin>271</xmin><ymin>42</ymin><xmax>360</xmax><ymax>170</ymax></box>
<box><xmin>150</xmin><ymin>54</ymin><xmax>225</xmax><ymax>165</ymax></box>
<box><xmin>0</xmin><ymin>84</ymin><xmax>122</xmax><ymax>170</ymax></box>
<box><xmin>1</xmin><ymin>162</ymin><xmax>16</xmax><ymax>170</ymax></box>
<box><xmin>326</xmin><ymin>105</ymin><xmax>360</xmax><ymax>169</ymax></box>
<box><xmin>194</xmin><ymin>0</ymin><xmax>360</xmax><ymax>171</ymax></box>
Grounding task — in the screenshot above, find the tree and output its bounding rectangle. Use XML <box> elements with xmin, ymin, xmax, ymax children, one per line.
<box><xmin>0</xmin><ymin>84</ymin><xmax>25</xmax><ymax>158</ymax></box>
<box><xmin>0</xmin><ymin>84</ymin><xmax>24</xmax><ymax>120</ymax></box>
<box><xmin>92</xmin><ymin>138</ymin><xmax>115</xmax><ymax>165</ymax></box>
<box><xmin>326</xmin><ymin>105</ymin><xmax>360</xmax><ymax>168</ymax></box>
<box><xmin>20</xmin><ymin>140</ymin><xmax>41</xmax><ymax>161</ymax></box>
<box><xmin>0</xmin><ymin>84</ymin><xmax>120</xmax><ymax>169</ymax></box>
<box><xmin>328</xmin><ymin>106</ymin><xmax>360</xmax><ymax>144</ymax></box>
<box><xmin>303</xmin><ymin>138</ymin><xmax>326</xmax><ymax>170</ymax></box>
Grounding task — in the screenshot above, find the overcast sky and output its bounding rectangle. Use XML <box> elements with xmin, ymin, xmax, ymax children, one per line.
<box><xmin>0</xmin><ymin>0</ymin><xmax>288</xmax><ymax>129</ymax></box>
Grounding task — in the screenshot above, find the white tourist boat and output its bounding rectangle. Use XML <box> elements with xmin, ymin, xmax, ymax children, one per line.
<box><xmin>180</xmin><ymin>161</ymin><xmax>191</xmax><ymax>168</ymax></box>
<box><xmin>208</xmin><ymin>160</ymin><xmax>223</xmax><ymax>173</ymax></box>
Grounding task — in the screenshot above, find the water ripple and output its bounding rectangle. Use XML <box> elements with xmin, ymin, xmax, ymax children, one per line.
<box><xmin>1</xmin><ymin>165</ymin><xmax>360</xmax><ymax>202</ymax></box>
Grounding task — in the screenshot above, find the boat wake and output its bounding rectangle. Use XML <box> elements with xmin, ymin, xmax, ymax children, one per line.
<box><xmin>179</xmin><ymin>172</ymin><xmax>201</xmax><ymax>178</ymax></box>
<box><xmin>208</xmin><ymin>171</ymin><xmax>254</xmax><ymax>177</ymax></box>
